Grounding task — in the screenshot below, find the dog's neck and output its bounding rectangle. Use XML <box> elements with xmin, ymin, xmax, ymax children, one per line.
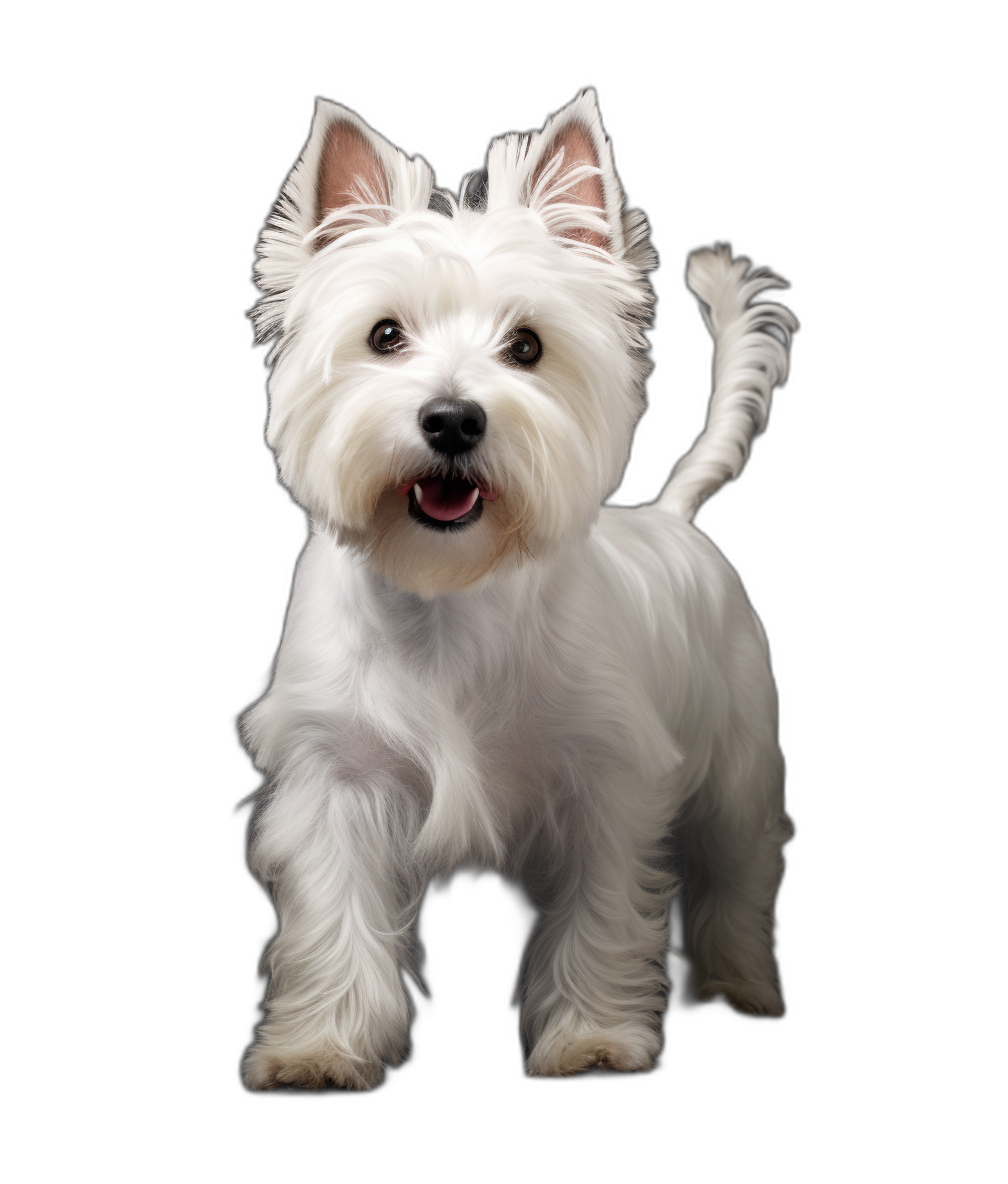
<box><xmin>370</xmin><ymin>526</ymin><xmax>595</xmax><ymax>607</ymax></box>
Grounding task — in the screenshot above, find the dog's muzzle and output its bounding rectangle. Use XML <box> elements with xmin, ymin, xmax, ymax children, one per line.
<box><xmin>395</xmin><ymin>397</ymin><xmax>499</xmax><ymax>530</ymax></box>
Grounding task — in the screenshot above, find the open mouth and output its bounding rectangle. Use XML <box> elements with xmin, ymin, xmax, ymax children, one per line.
<box><xmin>397</xmin><ymin>473</ymin><xmax>499</xmax><ymax>531</ymax></box>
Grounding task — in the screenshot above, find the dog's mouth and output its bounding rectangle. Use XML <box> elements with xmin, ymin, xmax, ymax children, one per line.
<box><xmin>396</xmin><ymin>473</ymin><xmax>499</xmax><ymax>531</ymax></box>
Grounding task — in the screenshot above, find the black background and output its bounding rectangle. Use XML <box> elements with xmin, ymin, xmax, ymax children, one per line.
<box><xmin>157</xmin><ymin>50</ymin><xmax>904</xmax><ymax>1127</ymax></box>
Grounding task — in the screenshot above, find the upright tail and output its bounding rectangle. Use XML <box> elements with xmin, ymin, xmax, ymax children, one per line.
<box><xmin>657</xmin><ymin>244</ymin><xmax>798</xmax><ymax>522</ymax></box>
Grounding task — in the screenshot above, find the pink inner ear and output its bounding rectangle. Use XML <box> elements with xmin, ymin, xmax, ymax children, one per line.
<box><xmin>317</xmin><ymin>122</ymin><xmax>389</xmax><ymax>223</ymax></box>
<box><xmin>534</xmin><ymin>121</ymin><xmax>609</xmax><ymax>250</ymax></box>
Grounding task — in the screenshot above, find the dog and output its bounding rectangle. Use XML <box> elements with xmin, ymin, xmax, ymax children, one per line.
<box><xmin>241</xmin><ymin>89</ymin><xmax>797</xmax><ymax>1089</ymax></box>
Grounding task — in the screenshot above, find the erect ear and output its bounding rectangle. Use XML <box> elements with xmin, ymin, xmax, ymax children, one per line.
<box><xmin>484</xmin><ymin>89</ymin><xmax>627</xmax><ymax>256</ymax></box>
<box><xmin>305</xmin><ymin>100</ymin><xmax>436</xmax><ymax>242</ymax></box>
<box><xmin>316</xmin><ymin>118</ymin><xmax>391</xmax><ymax>217</ymax></box>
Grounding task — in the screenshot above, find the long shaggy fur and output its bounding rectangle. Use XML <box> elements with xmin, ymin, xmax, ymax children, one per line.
<box><xmin>241</xmin><ymin>90</ymin><xmax>796</xmax><ymax>1088</ymax></box>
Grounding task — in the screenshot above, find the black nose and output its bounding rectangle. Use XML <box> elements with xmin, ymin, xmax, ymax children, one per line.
<box><xmin>418</xmin><ymin>397</ymin><xmax>487</xmax><ymax>456</ymax></box>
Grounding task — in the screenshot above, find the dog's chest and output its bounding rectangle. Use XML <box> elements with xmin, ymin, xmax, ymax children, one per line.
<box><xmin>378</xmin><ymin>583</ymin><xmax>680</xmax><ymax>794</ymax></box>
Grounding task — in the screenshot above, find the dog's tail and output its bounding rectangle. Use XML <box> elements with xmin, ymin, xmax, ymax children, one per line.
<box><xmin>657</xmin><ymin>244</ymin><xmax>798</xmax><ymax>522</ymax></box>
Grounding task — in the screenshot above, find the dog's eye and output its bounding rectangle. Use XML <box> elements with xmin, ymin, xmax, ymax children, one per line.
<box><xmin>371</xmin><ymin>320</ymin><xmax>406</xmax><ymax>353</ymax></box>
<box><xmin>507</xmin><ymin>329</ymin><xmax>541</xmax><ymax>365</ymax></box>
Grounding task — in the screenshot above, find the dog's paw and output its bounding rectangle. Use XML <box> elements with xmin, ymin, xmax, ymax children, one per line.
<box><xmin>693</xmin><ymin>973</ymin><xmax>784</xmax><ymax>1017</ymax></box>
<box><xmin>526</xmin><ymin>1017</ymin><xmax>661</xmax><ymax>1077</ymax></box>
<box><xmin>242</xmin><ymin>1042</ymin><xmax>386</xmax><ymax>1091</ymax></box>
<box><xmin>725</xmin><ymin>984</ymin><xmax>784</xmax><ymax>1017</ymax></box>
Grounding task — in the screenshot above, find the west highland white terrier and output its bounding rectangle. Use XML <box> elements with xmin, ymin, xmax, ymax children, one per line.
<box><xmin>241</xmin><ymin>89</ymin><xmax>797</xmax><ymax>1088</ymax></box>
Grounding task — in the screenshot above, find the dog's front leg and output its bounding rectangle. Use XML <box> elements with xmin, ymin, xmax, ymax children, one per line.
<box><xmin>518</xmin><ymin>781</ymin><xmax>673</xmax><ymax>1076</ymax></box>
<box><xmin>242</xmin><ymin>772</ymin><xmax>421</xmax><ymax>1090</ymax></box>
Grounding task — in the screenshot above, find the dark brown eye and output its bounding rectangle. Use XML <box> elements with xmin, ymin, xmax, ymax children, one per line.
<box><xmin>508</xmin><ymin>328</ymin><xmax>541</xmax><ymax>365</ymax></box>
<box><xmin>371</xmin><ymin>320</ymin><xmax>405</xmax><ymax>353</ymax></box>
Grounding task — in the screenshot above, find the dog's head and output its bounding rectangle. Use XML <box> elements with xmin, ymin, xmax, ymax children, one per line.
<box><xmin>254</xmin><ymin>90</ymin><xmax>655</xmax><ymax>596</ymax></box>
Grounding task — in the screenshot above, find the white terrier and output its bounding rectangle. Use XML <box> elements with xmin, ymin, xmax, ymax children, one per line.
<box><xmin>242</xmin><ymin>90</ymin><xmax>797</xmax><ymax>1089</ymax></box>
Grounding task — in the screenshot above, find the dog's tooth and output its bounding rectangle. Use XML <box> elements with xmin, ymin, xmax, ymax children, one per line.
<box><xmin>413</xmin><ymin>483</ymin><xmax>423</xmax><ymax>504</ymax></box>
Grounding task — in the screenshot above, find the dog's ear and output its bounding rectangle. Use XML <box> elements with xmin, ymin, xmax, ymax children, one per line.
<box><xmin>316</xmin><ymin>117</ymin><xmax>392</xmax><ymax>218</ymax></box>
<box><xmin>253</xmin><ymin>99</ymin><xmax>434</xmax><ymax>339</ymax></box>
<box><xmin>484</xmin><ymin>89</ymin><xmax>627</xmax><ymax>256</ymax></box>
<box><xmin>300</xmin><ymin>100</ymin><xmax>433</xmax><ymax>243</ymax></box>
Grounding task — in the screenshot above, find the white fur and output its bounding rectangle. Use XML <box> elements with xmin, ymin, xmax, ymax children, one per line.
<box><xmin>659</xmin><ymin>246</ymin><xmax>798</xmax><ymax>520</ymax></box>
<box><xmin>242</xmin><ymin>90</ymin><xmax>796</xmax><ymax>1088</ymax></box>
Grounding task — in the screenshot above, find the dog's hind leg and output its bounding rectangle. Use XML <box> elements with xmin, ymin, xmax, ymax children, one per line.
<box><xmin>674</xmin><ymin>732</ymin><xmax>792</xmax><ymax>1016</ymax></box>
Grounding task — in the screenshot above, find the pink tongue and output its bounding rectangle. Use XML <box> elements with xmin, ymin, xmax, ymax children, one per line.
<box><xmin>415</xmin><ymin>476</ymin><xmax>480</xmax><ymax>522</ymax></box>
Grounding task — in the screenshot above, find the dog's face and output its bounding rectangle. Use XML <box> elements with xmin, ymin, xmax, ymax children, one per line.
<box><xmin>254</xmin><ymin>91</ymin><xmax>655</xmax><ymax>596</ymax></box>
